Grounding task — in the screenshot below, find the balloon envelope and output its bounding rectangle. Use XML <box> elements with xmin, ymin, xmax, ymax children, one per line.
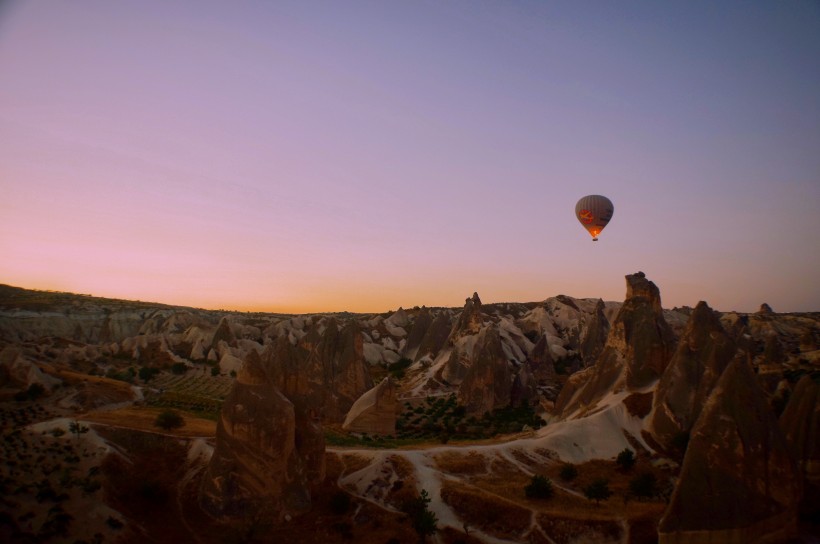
<box><xmin>575</xmin><ymin>195</ymin><xmax>614</xmax><ymax>241</ymax></box>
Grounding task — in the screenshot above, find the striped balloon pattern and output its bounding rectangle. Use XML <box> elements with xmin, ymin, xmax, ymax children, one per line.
<box><xmin>575</xmin><ymin>195</ymin><xmax>614</xmax><ymax>241</ymax></box>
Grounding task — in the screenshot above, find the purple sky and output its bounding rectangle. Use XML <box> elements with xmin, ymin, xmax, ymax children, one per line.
<box><xmin>1</xmin><ymin>1</ymin><xmax>819</xmax><ymax>313</ymax></box>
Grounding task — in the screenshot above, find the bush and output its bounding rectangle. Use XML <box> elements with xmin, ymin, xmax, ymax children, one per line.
<box><xmin>138</xmin><ymin>366</ymin><xmax>159</xmax><ymax>383</ymax></box>
<box><xmin>171</xmin><ymin>363</ymin><xmax>188</xmax><ymax>375</ymax></box>
<box><xmin>559</xmin><ymin>463</ymin><xmax>578</xmax><ymax>482</ymax></box>
<box><xmin>402</xmin><ymin>489</ymin><xmax>438</xmax><ymax>542</ymax></box>
<box><xmin>616</xmin><ymin>448</ymin><xmax>635</xmax><ymax>470</ymax></box>
<box><xmin>584</xmin><ymin>478</ymin><xmax>612</xmax><ymax>505</ymax></box>
<box><xmin>388</xmin><ymin>358</ymin><xmax>413</xmax><ymax>379</ymax></box>
<box><xmin>628</xmin><ymin>472</ymin><xmax>658</xmax><ymax>499</ymax></box>
<box><xmin>524</xmin><ymin>474</ymin><xmax>554</xmax><ymax>499</ymax></box>
<box><xmin>154</xmin><ymin>409</ymin><xmax>185</xmax><ymax>431</ymax></box>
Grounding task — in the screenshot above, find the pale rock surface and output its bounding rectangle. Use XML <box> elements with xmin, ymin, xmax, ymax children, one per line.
<box><xmin>556</xmin><ymin>272</ymin><xmax>675</xmax><ymax>417</ymax></box>
<box><xmin>342</xmin><ymin>377</ymin><xmax>398</xmax><ymax>435</ymax></box>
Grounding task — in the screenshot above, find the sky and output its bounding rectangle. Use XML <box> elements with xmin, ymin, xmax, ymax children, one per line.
<box><xmin>1</xmin><ymin>1</ymin><xmax>819</xmax><ymax>314</ymax></box>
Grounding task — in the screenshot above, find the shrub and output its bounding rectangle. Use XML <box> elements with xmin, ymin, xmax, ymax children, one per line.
<box><xmin>154</xmin><ymin>409</ymin><xmax>185</xmax><ymax>431</ymax></box>
<box><xmin>524</xmin><ymin>474</ymin><xmax>554</xmax><ymax>499</ymax></box>
<box><xmin>584</xmin><ymin>478</ymin><xmax>612</xmax><ymax>505</ymax></box>
<box><xmin>170</xmin><ymin>363</ymin><xmax>188</xmax><ymax>375</ymax></box>
<box><xmin>402</xmin><ymin>489</ymin><xmax>438</xmax><ymax>542</ymax></box>
<box><xmin>559</xmin><ymin>463</ymin><xmax>578</xmax><ymax>482</ymax></box>
<box><xmin>616</xmin><ymin>448</ymin><xmax>635</xmax><ymax>470</ymax></box>
<box><xmin>628</xmin><ymin>472</ymin><xmax>658</xmax><ymax>499</ymax></box>
<box><xmin>138</xmin><ymin>366</ymin><xmax>159</xmax><ymax>383</ymax></box>
<box><xmin>68</xmin><ymin>421</ymin><xmax>89</xmax><ymax>440</ymax></box>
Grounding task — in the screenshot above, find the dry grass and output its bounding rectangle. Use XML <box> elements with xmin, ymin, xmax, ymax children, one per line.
<box><xmin>440</xmin><ymin>480</ymin><xmax>532</xmax><ymax>540</ymax></box>
<box><xmin>537</xmin><ymin>513</ymin><xmax>623</xmax><ymax>544</ymax></box>
<box><xmin>433</xmin><ymin>450</ymin><xmax>488</xmax><ymax>475</ymax></box>
<box><xmin>83</xmin><ymin>405</ymin><xmax>217</xmax><ymax>438</ymax></box>
<box><xmin>334</xmin><ymin>452</ymin><xmax>372</xmax><ymax>478</ymax></box>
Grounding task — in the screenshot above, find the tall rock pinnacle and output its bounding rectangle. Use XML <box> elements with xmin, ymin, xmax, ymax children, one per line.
<box><xmin>659</xmin><ymin>358</ymin><xmax>801</xmax><ymax>543</ymax></box>
<box><xmin>649</xmin><ymin>301</ymin><xmax>736</xmax><ymax>452</ymax></box>
<box><xmin>555</xmin><ymin>272</ymin><xmax>675</xmax><ymax>416</ymax></box>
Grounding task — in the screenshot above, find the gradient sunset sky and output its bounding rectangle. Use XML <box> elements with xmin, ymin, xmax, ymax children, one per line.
<box><xmin>2</xmin><ymin>1</ymin><xmax>819</xmax><ymax>313</ymax></box>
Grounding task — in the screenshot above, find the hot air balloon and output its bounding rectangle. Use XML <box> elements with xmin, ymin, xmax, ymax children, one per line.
<box><xmin>575</xmin><ymin>195</ymin><xmax>614</xmax><ymax>241</ymax></box>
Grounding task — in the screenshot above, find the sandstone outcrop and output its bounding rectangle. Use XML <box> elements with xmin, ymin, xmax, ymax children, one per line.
<box><xmin>342</xmin><ymin>377</ymin><xmax>398</xmax><ymax>435</ymax></box>
<box><xmin>555</xmin><ymin>272</ymin><xmax>675</xmax><ymax>416</ymax></box>
<box><xmin>0</xmin><ymin>347</ymin><xmax>61</xmax><ymax>393</ymax></box>
<box><xmin>413</xmin><ymin>311</ymin><xmax>452</xmax><ymax>361</ymax></box>
<box><xmin>264</xmin><ymin>319</ymin><xmax>372</xmax><ymax>422</ymax></box>
<box><xmin>578</xmin><ymin>298</ymin><xmax>609</xmax><ymax>364</ymax></box>
<box><xmin>200</xmin><ymin>351</ymin><xmax>319</xmax><ymax>521</ymax></box>
<box><xmin>658</xmin><ymin>358</ymin><xmax>801</xmax><ymax>544</ymax></box>
<box><xmin>780</xmin><ymin>375</ymin><xmax>820</xmax><ymax>482</ymax></box>
<box><xmin>449</xmin><ymin>292</ymin><xmax>484</xmax><ymax>342</ymax></box>
<box><xmin>649</xmin><ymin>301</ymin><xmax>736</xmax><ymax>452</ymax></box>
<box><xmin>457</xmin><ymin>327</ymin><xmax>512</xmax><ymax>415</ymax></box>
<box><xmin>402</xmin><ymin>307</ymin><xmax>432</xmax><ymax>360</ymax></box>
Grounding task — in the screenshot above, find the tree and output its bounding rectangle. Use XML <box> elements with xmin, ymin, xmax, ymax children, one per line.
<box><xmin>616</xmin><ymin>448</ymin><xmax>636</xmax><ymax>470</ymax></box>
<box><xmin>584</xmin><ymin>478</ymin><xmax>612</xmax><ymax>505</ymax></box>
<box><xmin>628</xmin><ymin>472</ymin><xmax>659</xmax><ymax>499</ymax></box>
<box><xmin>525</xmin><ymin>474</ymin><xmax>554</xmax><ymax>499</ymax></box>
<box><xmin>69</xmin><ymin>420</ymin><xmax>89</xmax><ymax>440</ymax></box>
<box><xmin>559</xmin><ymin>463</ymin><xmax>578</xmax><ymax>482</ymax></box>
<box><xmin>138</xmin><ymin>366</ymin><xmax>158</xmax><ymax>384</ymax></box>
<box><xmin>154</xmin><ymin>409</ymin><xmax>185</xmax><ymax>431</ymax></box>
<box><xmin>403</xmin><ymin>489</ymin><xmax>438</xmax><ymax>543</ymax></box>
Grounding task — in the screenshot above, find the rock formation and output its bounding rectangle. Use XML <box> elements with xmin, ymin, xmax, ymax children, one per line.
<box><xmin>402</xmin><ymin>307</ymin><xmax>432</xmax><ymax>360</ymax></box>
<box><xmin>780</xmin><ymin>375</ymin><xmax>820</xmax><ymax>480</ymax></box>
<box><xmin>264</xmin><ymin>319</ymin><xmax>372</xmax><ymax>422</ymax></box>
<box><xmin>0</xmin><ymin>347</ymin><xmax>60</xmax><ymax>394</ymax></box>
<box><xmin>658</xmin><ymin>358</ymin><xmax>801</xmax><ymax>544</ymax></box>
<box><xmin>649</xmin><ymin>301</ymin><xmax>736</xmax><ymax>452</ymax></box>
<box><xmin>342</xmin><ymin>377</ymin><xmax>398</xmax><ymax>435</ymax></box>
<box><xmin>457</xmin><ymin>327</ymin><xmax>512</xmax><ymax>415</ymax></box>
<box><xmin>200</xmin><ymin>350</ymin><xmax>319</xmax><ymax>521</ymax></box>
<box><xmin>578</xmin><ymin>299</ymin><xmax>610</xmax><ymax>364</ymax></box>
<box><xmin>555</xmin><ymin>272</ymin><xmax>675</xmax><ymax>416</ymax></box>
<box><xmin>449</xmin><ymin>292</ymin><xmax>483</xmax><ymax>342</ymax></box>
<box><xmin>413</xmin><ymin>310</ymin><xmax>452</xmax><ymax>361</ymax></box>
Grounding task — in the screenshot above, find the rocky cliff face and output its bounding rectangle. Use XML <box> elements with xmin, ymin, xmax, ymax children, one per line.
<box><xmin>342</xmin><ymin>377</ymin><xmax>398</xmax><ymax>435</ymax></box>
<box><xmin>658</xmin><ymin>358</ymin><xmax>801</xmax><ymax>544</ymax></box>
<box><xmin>780</xmin><ymin>375</ymin><xmax>820</xmax><ymax>480</ymax></box>
<box><xmin>555</xmin><ymin>272</ymin><xmax>675</xmax><ymax>416</ymax></box>
<box><xmin>264</xmin><ymin>319</ymin><xmax>373</xmax><ymax>422</ymax></box>
<box><xmin>449</xmin><ymin>293</ymin><xmax>484</xmax><ymax>342</ymax></box>
<box><xmin>200</xmin><ymin>351</ymin><xmax>318</xmax><ymax>521</ymax></box>
<box><xmin>456</xmin><ymin>327</ymin><xmax>512</xmax><ymax>415</ymax></box>
<box><xmin>649</xmin><ymin>301</ymin><xmax>736</xmax><ymax>452</ymax></box>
